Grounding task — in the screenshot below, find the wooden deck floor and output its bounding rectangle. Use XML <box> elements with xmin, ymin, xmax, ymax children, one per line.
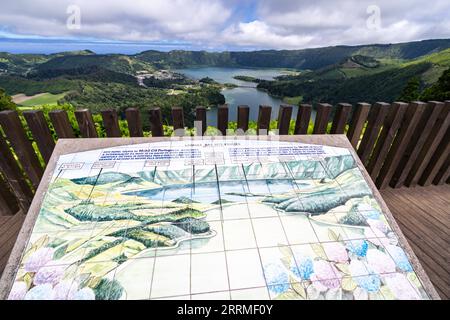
<box><xmin>380</xmin><ymin>185</ymin><xmax>450</xmax><ymax>300</ymax></box>
<box><xmin>0</xmin><ymin>185</ymin><xmax>448</xmax><ymax>299</ymax></box>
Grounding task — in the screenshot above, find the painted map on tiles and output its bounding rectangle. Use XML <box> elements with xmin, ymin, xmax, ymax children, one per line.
<box><xmin>8</xmin><ymin>139</ymin><xmax>429</xmax><ymax>300</ymax></box>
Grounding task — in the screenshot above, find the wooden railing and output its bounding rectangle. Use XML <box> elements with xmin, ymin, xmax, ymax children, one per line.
<box><xmin>0</xmin><ymin>101</ymin><xmax>449</xmax><ymax>215</ymax></box>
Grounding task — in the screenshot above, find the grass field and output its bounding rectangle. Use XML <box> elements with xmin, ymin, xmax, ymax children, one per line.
<box><xmin>16</xmin><ymin>92</ymin><xmax>67</xmax><ymax>107</ymax></box>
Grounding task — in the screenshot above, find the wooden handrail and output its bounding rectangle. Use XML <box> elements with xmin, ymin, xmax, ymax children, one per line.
<box><xmin>0</xmin><ymin>101</ymin><xmax>448</xmax><ymax>214</ymax></box>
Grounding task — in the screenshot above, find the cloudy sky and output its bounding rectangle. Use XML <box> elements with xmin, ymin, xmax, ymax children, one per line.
<box><xmin>0</xmin><ymin>0</ymin><xmax>449</xmax><ymax>53</ymax></box>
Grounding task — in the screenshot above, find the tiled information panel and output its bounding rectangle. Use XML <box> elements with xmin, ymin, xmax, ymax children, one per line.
<box><xmin>7</xmin><ymin>139</ymin><xmax>430</xmax><ymax>300</ymax></box>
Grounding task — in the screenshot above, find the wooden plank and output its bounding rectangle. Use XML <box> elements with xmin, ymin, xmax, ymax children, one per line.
<box><xmin>125</xmin><ymin>108</ymin><xmax>143</xmax><ymax>137</ymax></box>
<box><xmin>0</xmin><ymin>110</ymin><xmax>43</xmax><ymax>189</ymax></box>
<box><xmin>48</xmin><ymin>110</ymin><xmax>75</xmax><ymax>139</ymax></box>
<box><xmin>74</xmin><ymin>109</ymin><xmax>98</xmax><ymax>138</ymax></box>
<box><xmin>0</xmin><ymin>176</ymin><xmax>18</xmax><ymax>215</ymax></box>
<box><xmin>406</xmin><ymin>101</ymin><xmax>450</xmax><ymax>187</ymax></box>
<box><xmin>419</xmin><ymin>126</ymin><xmax>450</xmax><ymax>186</ymax></box>
<box><xmin>101</xmin><ymin>109</ymin><xmax>121</xmax><ymax>138</ymax></box>
<box><xmin>366</xmin><ymin>102</ymin><xmax>408</xmax><ymax>181</ymax></box>
<box><xmin>257</xmin><ymin>105</ymin><xmax>271</xmax><ymax>135</ymax></box>
<box><xmin>347</xmin><ymin>102</ymin><xmax>370</xmax><ymax>149</ymax></box>
<box><xmin>277</xmin><ymin>105</ymin><xmax>293</xmax><ymax>135</ymax></box>
<box><xmin>217</xmin><ymin>104</ymin><xmax>229</xmax><ymax>136</ymax></box>
<box><xmin>23</xmin><ymin>110</ymin><xmax>55</xmax><ymax>164</ymax></box>
<box><xmin>171</xmin><ymin>107</ymin><xmax>185</xmax><ymax>131</ymax></box>
<box><xmin>376</xmin><ymin>102</ymin><xmax>426</xmax><ymax>189</ymax></box>
<box><xmin>195</xmin><ymin>106</ymin><xmax>207</xmax><ymax>136</ymax></box>
<box><xmin>433</xmin><ymin>153</ymin><xmax>450</xmax><ymax>185</ymax></box>
<box><xmin>294</xmin><ymin>104</ymin><xmax>312</xmax><ymax>135</ymax></box>
<box><xmin>237</xmin><ymin>105</ymin><xmax>249</xmax><ymax>133</ymax></box>
<box><xmin>0</xmin><ymin>134</ymin><xmax>33</xmax><ymax>211</ymax></box>
<box><xmin>149</xmin><ymin>108</ymin><xmax>164</xmax><ymax>137</ymax></box>
<box><xmin>313</xmin><ymin>103</ymin><xmax>332</xmax><ymax>134</ymax></box>
<box><xmin>357</xmin><ymin>102</ymin><xmax>390</xmax><ymax>165</ymax></box>
<box><xmin>391</xmin><ymin>102</ymin><xmax>444</xmax><ymax>188</ymax></box>
<box><xmin>330</xmin><ymin>103</ymin><xmax>352</xmax><ymax>134</ymax></box>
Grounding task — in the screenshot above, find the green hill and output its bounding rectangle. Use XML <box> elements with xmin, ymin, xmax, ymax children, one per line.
<box><xmin>256</xmin><ymin>48</ymin><xmax>450</xmax><ymax>104</ymax></box>
<box><xmin>135</xmin><ymin>39</ymin><xmax>450</xmax><ymax>70</ymax></box>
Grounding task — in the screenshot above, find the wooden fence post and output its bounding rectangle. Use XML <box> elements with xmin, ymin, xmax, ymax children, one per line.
<box><xmin>0</xmin><ymin>132</ymin><xmax>34</xmax><ymax>210</ymax></box>
<box><xmin>376</xmin><ymin>102</ymin><xmax>426</xmax><ymax>189</ymax></box>
<box><xmin>277</xmin><ymin>105</ymin><xmax>293</xmax><ymax>135</ymax></box>
<box><xmin>405</xmin><ymin>101</ymin><xmax>450</xmax><ymax>187</ymax></box>
<box><xmin>101</xmin><ymin>109</ymin><xmax>121</xmax><ymax>137</ymax></box>
<box><xmin>171</xmin><ymin>107</ymin><xmax>185</xmax><ymax>131</ymax></box>
<box><xmin>149</xmin><ymin>108</ymin><xmax>164</xmax><ymax>137</ymax></box>
<box><xmin>330</xmin><ymin>103</ymin><xmax>352</xmax><ymax>134</ymax></box>
<box><xmin>75</xmin><ymin>109</ymin><xmax>98</xmax><ymax>138</ymax></box>
<box><xmin>313</xmin><ymin>103</ymin><xmax>332</xmax><ymax>134</ymax></box>
<box><xmin>347</xmin><ymin>102</ymin><xmax>370</xmax><ymax>149</ymax></box>
<box><xmin>366</xmin><ymin>102</ymin><xmax>408</xmax><ymax>181</ymax></box>
<box><xmin>217</xmin><ymin>105</ymin><xmax>229</xmax><ymax>136</ymax></box>
<box><xmin>49</xmin><ymin>110</ymin><xmax>75</xmax><ymax>139</ymax></box>
<box><xmin>294</xmin><ymin>104</ymin><xmax>312</xmax><ymax>135</ymax></box>
<box><xmin>237</xmin><ymin>105</ymin><xmax>250</xmax><ymax>133</ymax></box>
<box><xmin>125</xmin><ymin>108</ymin><xmax>143</xmax><ymax>137</ymax></box>
<box><xmin>0</xmin><ymin>174</ymin><xmax>19</xmax><ymax>215</ymax></box>
<box><xmin>357</xmin><ymin>102</ymin><xmax>390</xmax><ymax>165</ymax></box>
<box><xmin>257</xmin><ymin>105</ymin><xmax>271</xmax><ymax>135</ymax></box>
<box><xmin>391</xmin><ymin>102</ymin><xmax>444</xmax><ymax>188</ymax></box>
<box><xmin>23</xmin><ymin>110</ymin><xmax>56</xmax><ymax>164</ymax></box>
<box><xmin>0</xmin><ymin>110</ymin><xmax>43</xmax><ymax>189</ymax></box>
<box><xmin>195</xmin><ymin>106</ymin><xmax>207</xmax><ymax>136</ymax></box>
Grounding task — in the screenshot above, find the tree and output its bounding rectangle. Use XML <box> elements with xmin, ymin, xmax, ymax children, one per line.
<box><xmin>0</xmin><ymin>87</ymin><xmax>16</xmax><ymax>111</ymax></box>
<box><xmin>397</xmin><ymin>77</ymin><xmax>420</xmax><ymax>102</ymax></box>
<box><xmin>420</xmin><ymin>67</ymin><xmax>450</xmax><ymax>101</ymax></box>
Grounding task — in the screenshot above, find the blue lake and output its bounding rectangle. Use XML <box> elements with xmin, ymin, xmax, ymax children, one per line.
<box><xmin>174</xmin><ymin>67</ymin><xmax>310</xmax><ymax>126</ymax></box>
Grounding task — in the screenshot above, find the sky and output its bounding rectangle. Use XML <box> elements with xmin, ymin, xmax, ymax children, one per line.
<box><xmin>0</xmin><ymin>0</ymin><xmax>450</xmax><ymax>54</ymax></box>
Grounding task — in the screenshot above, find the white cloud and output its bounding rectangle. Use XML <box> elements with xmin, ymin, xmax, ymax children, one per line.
<box><xmin>0</xmin><ymin>0</ymin><xmax>449</xmax><ymax>50</ymax></box>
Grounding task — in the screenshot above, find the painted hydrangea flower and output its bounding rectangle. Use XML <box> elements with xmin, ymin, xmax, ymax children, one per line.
<box><xmin>73</xmin><ymin>287</ymin><xmax>96</xmax><ymax>300</ymax></box>
<box><xmin>33</xmin><ymin>263</ymin><xmax>65</xmax><ymax>286</ymax></box>
<box><xmin>366</xmin><ymin>249</ymin><xmax>396</xmax><ymax>274</ymax></box>
<box><xmin>264</xmin><ymin>262</ymin><xmax>289</xmax><ymax>295</ymax></box>
<box><xmin>310</xmin><ymin>260</ymin><xmax>341</xmax><ymax>291</ymax></box>
<box><xmin>384</xmin><ymin>273</ymin><xmax>420</xmax><ymax>300</ymax></box>
<box><xmin>367</xmin><ymin>219</ymin><xmax>388</xmax><ymax>237</ymax></box>
<box><xmin>355</xmin><ymin>274</ymin><xmax>381</xmax><ymax>293</ymax></box>
<box><xmin>349</xmin><ymin>259</ymin><xmax>368</xmax><ymax>277</ymax></box>
<box><xmin>53</xmin><ymin>280</ymin><xmax>79</xmax><ymax>300</ymax></box>
<box><xmin>24</xmin><ymin>284</ymin><xmax>54</xmax><ymax>300</ymax></box>
<box><xmin>323</xmin><ymin>242</ymin><xmax>348</xmax><ymax>263</ymax></box>
<box><xmin>8</xmin><ymin>281</ymin><xmax>27</xmax><ymax>300</ymax></box>
<box><xmin>385</xmin><ymin>245</ymin><xmax>413</xmax><ymax>272</ymax></box>
<box><xmin>291</xmin><ymin>255</ymin><xmax>314</xmax><ymax>280</ymax></box>
<box><xmin>346</xmin><ymin>240</ymin><xmax>369</xmax><ymax>257</ymax></box>
<box><xmin>358</xmin><ymin>204</ymin><xmax>381</xmax><ymax>219</ymax></box>
<box><xmin>24</xmin><ymin>247</ymin><xmax>55</xmax><ymax>273</ymax></box>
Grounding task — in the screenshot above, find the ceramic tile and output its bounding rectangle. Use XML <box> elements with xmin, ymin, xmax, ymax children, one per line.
<box><xmin>150</xmin><ymin>254</ymin><xmax>190</xmax><ymax>298</ymax></box>
<box><xmin>113</xmin><ymin>257</ymin><xmax>154</xmax><ymax>300</ymax></box>
<box><xmin>223</xmin><ymin>219</ymin><xmax>257</xmax><ymax>250</ymax></box>
<box><xmin>191</xmin><ymin>291</ymin><xmax>230</xmax><ymax>300</ymax></box>
<box><xmin>226</xmin><ymin>249</ymin><xmax>266</xmax><ymax>290</ymax></box>
<box><xmin>252</xmin><ymin>217</ymin><xmax>288</xmax><ymax>247</ymax></box>
<box><xmin>190</xmin><ymin>220</ymin><xmax>224</xmax><ymax>254</ymax></box>
<box><xmin>230</xmin><ymin>287</ymin><xmax>269</xmax><ymax>300</ymax></box>
<box><xmin>191</xmin><ymin>252</ymin><xmax>229</xmax><ymax>294</ymax></box>
<box><xmin>279</xmin><ymin>214</ymin><xmax>318</xmax><ymax>244</ymax></box>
